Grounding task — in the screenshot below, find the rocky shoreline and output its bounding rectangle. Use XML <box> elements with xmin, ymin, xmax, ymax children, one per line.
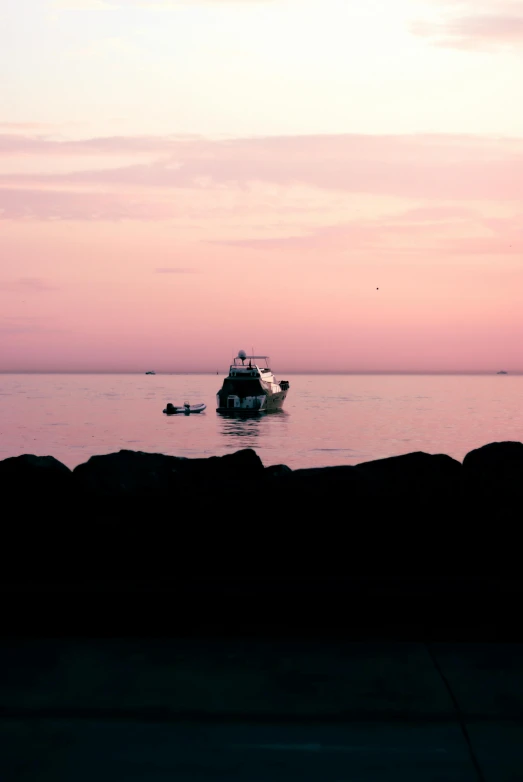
<box><xmin>1</xmin><ymin>441</ymin><xmax>522</xmax><ymax>638</ymax></box>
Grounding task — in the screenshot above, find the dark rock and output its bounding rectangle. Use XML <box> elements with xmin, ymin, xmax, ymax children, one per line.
<box><xmin>463</xmin><ymin>441</ymin><xmax>523</xmax><ymax>475</ymax></box>
<box><xmin>356</xmin><ymin>451</ymin><xmax>462</xmax><ymax>504</ymax></box>
<box><xmin>0</xmin><ymin>454</ymin><xmax>71</xmax><ymax>500</ymax></box>
<box><xmin>0</xmin><ymin>444</ymin><xmax>513</xmax><ymax>593</ymax></box>
<box><xmin>0</xmin><ymin>452</ymin><xmax>70</xmax><ymax>475</ymax></box>
<box><xmin>187</xmin><ymin>448</ymin><xmax>265</xmax><ymax>482</ymax></box>
<box><xmin>263</xmin><ymin>465</ymin><xmax>375</xmax><ymax>524</ymax></box>
<box><xmin>0</xmin><ymin>455</ymin><xmax>73</xmax><ymax>580</ymax></box>
<box><xmin>264</xmin><ymin>464</ymin><xmax>293</xmax><ymax>478</ymax></box>
<box><xmin>462</xmin><ymin>441</ymin><xmax>523</xmax><ymax>504</ymax></box>
<box><xmin>289</xmin><ymin>465</ymin><xmax>372</xmax><ymax>493</ymax></box>
<box><xmin>72</xmin><ymin>449</ymin><xmax>188</xmax><ymax>500</ymax></box>
<box><xmin>71</xmin><ymin>448</ymin><xmax>265</xmax><ymax>507</ymax></box>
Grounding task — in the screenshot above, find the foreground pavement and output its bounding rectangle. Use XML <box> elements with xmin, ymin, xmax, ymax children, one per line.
<box><xmin>0</xmin><ymin>719</ymin><xmax>476</xmax><ymax>782</ymax></box>
<box><xmin>0</xmin><ymin>640</ymin><xmax>521</xmax><ymax>781</ymax></box>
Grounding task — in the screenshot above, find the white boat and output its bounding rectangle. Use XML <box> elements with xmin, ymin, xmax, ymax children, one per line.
<box><xmin>216</xmin><ymin>350</ymin><xmax>290</xmax><ymax>412</ymax></box>
<box><xmin>163</xmin><ymin>402</ymin><xmax>206</xmax><ymax>415</ymax></box>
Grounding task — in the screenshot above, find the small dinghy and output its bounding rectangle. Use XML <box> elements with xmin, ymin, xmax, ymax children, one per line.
<box><xmin>163</xmin><ymin>402</ymin><xmax>206</xmax><ymax>415</ymax></box>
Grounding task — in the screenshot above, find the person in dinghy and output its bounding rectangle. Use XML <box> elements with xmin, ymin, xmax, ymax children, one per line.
<box><xmin>163</xmin><ymin>402</ymin><xmax>206</xmax><ymax>415</ymax></box>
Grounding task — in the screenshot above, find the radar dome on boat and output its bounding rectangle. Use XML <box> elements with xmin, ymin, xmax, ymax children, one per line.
<box><xmin>238</xmin><ymin>349</ymin><xmax>247</xmax><ymax>359</ymax></box>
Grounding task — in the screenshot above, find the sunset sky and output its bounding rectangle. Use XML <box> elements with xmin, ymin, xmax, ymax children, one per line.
<box><xmin>1</xmin><ymin>0</ymin><xmax>522</xmax><ymax>372</ymax></box>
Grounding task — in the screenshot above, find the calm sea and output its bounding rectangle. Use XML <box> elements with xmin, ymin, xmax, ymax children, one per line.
<box><xmin>1</xmin><ymin>373</ymin><xmax>522</xmax><ymax>470</ymax></box>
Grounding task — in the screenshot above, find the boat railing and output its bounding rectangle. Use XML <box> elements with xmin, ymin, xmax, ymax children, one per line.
<box><xmin>229</xmin><ymin>368</ymin><xmax>260</xmax><ymax>377</ymax></box>
<box><xmin>232</xmin><ymin>355</ymin><xmax>270</xmax><ymax>367</ymax></box>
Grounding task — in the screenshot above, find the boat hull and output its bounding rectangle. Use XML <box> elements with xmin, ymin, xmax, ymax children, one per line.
<box><xmin>216</xmin><ymin>356</ymin><xmax>289</xmax><ymax>413</ymax></box>
<box><xmin>216</xmin><ymin>385</ymin><xmax>287</xmax><ymax>413</ymax></box>
<box><xmin>216</xmin><ymin>392</ymin><xmax>286</xmax><ymax>414</ymax></box>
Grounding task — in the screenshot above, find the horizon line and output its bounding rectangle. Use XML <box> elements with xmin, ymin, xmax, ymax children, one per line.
<box><xmin>0</xmin><ymin>370</ymin><xmax>520</xmax><ymax>376</ymax></box>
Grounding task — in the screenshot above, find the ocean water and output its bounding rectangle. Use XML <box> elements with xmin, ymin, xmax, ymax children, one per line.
<box><xmin>1</xmin><ymin>373</ymin><xmax>522</xmax><ymax>470</ymax></box>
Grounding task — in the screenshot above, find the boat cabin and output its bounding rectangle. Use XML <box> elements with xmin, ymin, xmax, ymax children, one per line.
<box><xmin>228</xmin><ymin>354</ymin><xmax>274</xmax><ymax>381</ymax></box>
<box><xmin>217</xmin><ymin>350</ymin><xmax>288</xmax><ymax>412</ymax></box>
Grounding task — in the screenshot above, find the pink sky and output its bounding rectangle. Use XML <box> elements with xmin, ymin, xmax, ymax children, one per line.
<box><xmin>1</xmin><ymin>0</ymin><xmax>523</xmax><ymax>372</ymax></box>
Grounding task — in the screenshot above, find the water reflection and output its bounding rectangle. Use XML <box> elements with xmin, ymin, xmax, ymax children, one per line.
<box><xmin>218</xmin><ymin>410</ymin><xmax>288</xmax><ymax>441</ymax></box>
<box><xmin>218</xmin><ymin>412</ymin><xmax>264</xmax><ymax>439</ymax></box>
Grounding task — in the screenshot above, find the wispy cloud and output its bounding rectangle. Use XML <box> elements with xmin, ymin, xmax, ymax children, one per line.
<box><xmin>386</xmin><ymin>206</ymin><xmax>480</xmax><ymax>222</ymax></box>
<box><xmin>413</xmin><ymin>15</ymin><xmax>523</xmax><ymax>49</ymax></box>
<box><xmin>0</xmin><ymin>187</ymin><xmax>175</xmax><ymax>221</ymax></box>
<box><xmin>51</xmin><ymin>0</ymin><xmax>270</xmax><ymax>8</ymax></box>
<box><xmin>1</xmin><ymin>133</ymin><xmax>522</xmax><ymax>204</ymax></box>
<box><xmin>0</xmin><ymin>133</ymin><xmax>202</xmax><ymax>157</ymax></box>
<box><xmin>154</xmin><ymin>267</ymin><xmax>198</xmax><ymax>273</ymax></box>
<box><xmin>0</xmin><ymin>316</ymin><xmax>62</xmax><ymax>336</ymax></box>
<box><xmin>412</xmin><ymin>1</ymin><xmax>523</xmax><ymax>49</ymax></box>
<box><xmin>207</xmin><ymin>217</ymin><xmax>462</xmax><ymax>252</ymax></box>
<box><xmin>207</xmin><ymin>206</ymin><xmax>523</xmax><ymax>257</ymax></box>
<box><xmin>51</xmin><ymin>0</ymin><xmax>114</xmax><ymax>8</ymax></box>
<box><xmin>0</xmin><ymin>122</ymin><xmax>57</xmax><ymax>131</ymax></box>
<box><xmin>0</xmin><ymin>277</ymin><xmax>58</xmax><ymax>292</ymax></box>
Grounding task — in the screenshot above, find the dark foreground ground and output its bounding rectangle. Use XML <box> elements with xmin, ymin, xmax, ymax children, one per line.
<box><xmin>3</xmin><ymin>444</ymin><xmax>523</xmax><ymax>779</ymax></box>
<box><xmin>3</xmin><ymin>580</ymin><xmax>523</xmax><ymax>639</ymax></box>
<box><xmin>2</xmin><ymin>581</ymin><xmax>523</xmax><ymax>781</ymax></box>
<box><xmin>1</xmin><ymin>637</ymin><xmax>523</xmax><ymax>781</ymax></box>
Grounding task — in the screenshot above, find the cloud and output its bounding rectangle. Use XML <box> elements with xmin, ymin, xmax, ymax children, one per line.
<box><xmin>0</xmin><ymin>133</ymin><xmax>203</xmax><ymax>158</ymax></box>
<box><xmin>0</xmin><ymin>277</ymin><xmax>58</xmax><ymax>292</ymax></box>
<box><xmin>207</xmin><ymin>206</ymin><xmax>523</xmax><ymax>256</ymax></box>
<box><xmin>51</xmin><ymin>0</ymin><xmax>114</xmax><ymax>8</ymax></box>
<box><xmin>413</xmin><ymin>15</ymin><xmax>523</xmax><ymax>49</ymax></box>
<box><xmin>0</xmin><ymin>187</ymin><xmax>175</xmax><ymax>221</ymax></box>
<box><xmin>0</xmin><ymin>316</ymin><xmax>62</xmax><ymax>336</ymax></box>
<box><xmin>209</xmin><ymin>224</ymin><xmax>375</xmax><ymax>251</ymax></box>
<box><xmin>1</xmin><ymin>133</ymin><xmax>522</xmax><ymax>223</ymax></box>
<box><xmin>0</xmin><ymin>133</ymin><xmax>188</xmax><ymax>157</ymax></box>
<box><xmin>51</xmin><ymin>0</ymin><xmax>270</xmax><ymax>8</ymax></box>
<box><xmin>208</xmin><ymin>215</ymin><xmax>473</xmax><ymax>252</ymax></box>
<box><xmin>386</xmin><ymin>206</ymin><xmax>480</xmax><ymax>222</ymax></box>
<box><xmin>0</xmin><ymin>324</ymin><xmax>44</xmax><ymax>335</ymax></box>
<box><xmin>0</xmin><ymin>122</ymin><xmax>57</xmax><ymax>131</ymax></box>
<box><xmin>412</xmin><ymin>1</ymin><xmax>523</xmax><ymax>49</ymax></box>
<box><xmin>1</xmin><ymin>133</ymin><xmax>522</xmax><ymax>203</ymax></box>
<box><xmin>154</xmin><ymin>267</ymin><xmax>198</xmax><ymax>273</ymax></box>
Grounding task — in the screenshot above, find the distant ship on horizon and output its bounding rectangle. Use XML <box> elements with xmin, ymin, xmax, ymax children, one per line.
<box><xmin>496</xmin><ymin>370</ymin><xmax>508</xmax><ymax>375</ymax></box>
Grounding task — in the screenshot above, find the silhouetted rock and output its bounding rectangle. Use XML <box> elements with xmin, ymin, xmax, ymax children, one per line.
<box><xmin>0</xmin><ymin>455</ymin><xmax>73</xmax><ymax>580</ymax></box>
<box><xmin>3</xmin><ymin>441</ymin><xmax>523</xmax><ymax>637</ymax></box>
<box><xmin>356</xmin><ymin>451</ymin><xmax>462</xmax><ymax>505</ymax></box>
<box><xmin>1</xmin><ymin>442</ymin><xmax>520</xmax><ymax>600</ymax></box>
<box><xmin>463</xmin><ymin>440</ymin><xmax>523</xmax><ymax>476</ymax></box>
<box><xmin>71</xmin><ymin>448</ymin><xmax>265</xmax><ymax>506</ymax></box>
<box><xmin>72</xmin><ymin>449</ymin><xmax>188</xmax><ymax>499</ymax></box>
<box><xmin>264</xmin><ymin>464</ymin><xmax>293</xmax><ymax>479</ymax></box>
<box><xmin>261</xmin><ymin>466</ymin><xmax>375</xmax><ymax>535</ymax></box>
<box><xmin>463</xmin><ymin>441</ymin><xmax>523</xmax><ymax>504</ymax></box>
<box><xmin>187</xmin><ymin>448</ymin><xmax>264</xmax><ymax>482</ymax></box>
<box><xmin>287</xmin><ymin>465</ymin><xmax>373</xmax><ymax>497</ymax></box>
<box><xmin>0</xmin><ymin>454</ymin><xmax>71</xmax><ymax>502</ymax></box>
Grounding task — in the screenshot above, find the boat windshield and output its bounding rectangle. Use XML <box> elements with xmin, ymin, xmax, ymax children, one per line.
<box><xmin>231</xmin><ymin>355</ymin><xmax>270</xmax><ymax>369</ymax></box>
